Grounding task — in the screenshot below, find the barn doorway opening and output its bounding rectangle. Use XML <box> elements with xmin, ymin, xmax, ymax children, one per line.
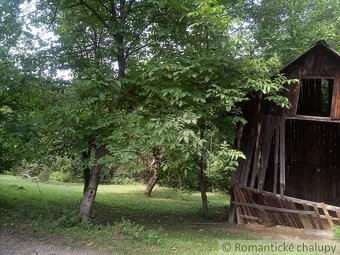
<box><xmin>297</xmin><ymin>78</ymin><xmax>334</xmax><ymax>116</ymax></box>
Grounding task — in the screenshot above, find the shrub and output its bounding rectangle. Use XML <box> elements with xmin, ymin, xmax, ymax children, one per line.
<box><xmin>111</xmin><ymin>176</ymin><xmax>135</xmax><ymax>185</ymax></box>
<box><xmin>13</xmin><ymin>156</ymin><xmax>83</xmax><ymax>183</ymax></box>
<box><xmin>115</xmin><ymin>218</ymin><xmax>162</xmax><ymax>245</ymax></box>
<box><xmin>333</xmin><ymin>224</ymin><xmax>340</xmax><ymax>240</ymax></box>
<box><xmin>49</xmin><ymin>171</ymin><xmax>72</xmax><ymax>182</ymax></box>
<box><xmin>56</xmin><ymin>211</ymin><xmax>81</xmax><ymax>228</ymax></box>
<box><xmin>14</xmin><ymin>160</ymin><xmax>50</xmax><ymax>181</ymax></box>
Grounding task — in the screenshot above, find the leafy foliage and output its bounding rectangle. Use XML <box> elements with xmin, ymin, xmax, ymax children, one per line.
<box><xmin>2</xmin><ymin>0</ymin><xmax>336</xmax><ymax>219</ymax></box>
<box><xmin>116</xmin><ymin>218</ymin><xmax>162</xmax><ymax>245</ymax></box>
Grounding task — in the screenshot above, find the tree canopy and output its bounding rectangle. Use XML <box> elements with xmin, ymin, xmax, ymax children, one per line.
<box><xmin>1</xmin><ymin>0</ymin><xmax>339</xmax><ymax>220</ymax></box>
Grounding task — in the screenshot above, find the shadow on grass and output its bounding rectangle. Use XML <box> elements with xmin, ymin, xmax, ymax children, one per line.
<box><xmin>1</xmin><ymin>176</ymin><xmax>231</xmax><ymax>232</ymax></box>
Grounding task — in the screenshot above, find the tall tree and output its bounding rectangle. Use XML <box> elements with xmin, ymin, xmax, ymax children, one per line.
<box><xmin>33</xmin><ymin>0</ymin><xmax>291</xmax><ymax>220</ymax></box>
<box><xmin>240</xmin><ymin>0</ymin><xmax>340</xmax><ymax>63</ymax></box>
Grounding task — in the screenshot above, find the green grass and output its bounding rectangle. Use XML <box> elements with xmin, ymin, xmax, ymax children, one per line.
<box><xmin>0</xmin><ymin>175</ymin><xmax>256</xmax><ymax>254</ymax></box>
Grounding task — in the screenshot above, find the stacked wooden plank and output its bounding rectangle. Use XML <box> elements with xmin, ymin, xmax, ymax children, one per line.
<box><xmin>230</xmin><ymin>186</ymin><xmax>340</xmax><ymax>230</ymax></box>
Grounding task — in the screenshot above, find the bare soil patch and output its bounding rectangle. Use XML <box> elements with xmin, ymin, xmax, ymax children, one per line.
<box><xmin>0</xmin><ymin>227</ymin><xmax>111</xmax><ymax>255</ymax></box>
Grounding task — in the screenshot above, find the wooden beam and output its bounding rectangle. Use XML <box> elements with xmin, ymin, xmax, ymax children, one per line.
<box><xmin>249</xmin><ymin>121</ymin><xmax>262</xmax><ymax>188</ymax></box>
<box><xmin>285</xmin><ymin>115</ymin><xmax>340</xmax><ymax>123</ymax></box>
<box><xmin>258</xmin><ymin>115</ymin><xmax>275</xmax><ymax>191</ymax></box>
<box><xmin>313</xmin><ymin>205</ymin><xmax>324</xmax><ymax>230</ymax></box>
<box><xmin>235</xmin><ymin>185</ymin><xmax>340</xmax><ymax>212</ymax></box>
<box><xmin>303</xmin><ymin>204</ymin><xmax>317</xmax><ymax>229</ymax></box>
<box><xmin>231</xmin><ymin>201</ymin><xmax>315</xmax><ymax>215</ymax></box>
<box><xmin>300</xmin><ymin>75</ymin><xmax>336</xmax><ymax>79</ymax></box>
<box><xmin>240</xmin><ymin>215</ymin><xmax>259</xmax><ymax>221</ymax></box>
<box><xmin>236</xmin><ymin>206</ymin><xmax>242</xmax><ymax>224</ymax></box>
<box><xmin>321</xmin><ymin>203</ymin><xmax>333</xmax><ymax>227</ymax></box>
<box><xmin>336</xmin><ymin>210</ymin><xmax>340</xmax><ymax>223</ymax></box>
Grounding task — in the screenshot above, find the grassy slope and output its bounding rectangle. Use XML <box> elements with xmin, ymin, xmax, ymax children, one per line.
<box><xmin>0</xmin><ymin>175</ymin><xmax>255</xmax><ymax>255</ymax></box>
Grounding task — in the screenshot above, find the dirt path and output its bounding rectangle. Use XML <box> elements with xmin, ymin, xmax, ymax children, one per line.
<box><xmin>0</xmin><ymin>228</ymin><xmax>111</xmax><ymax>255</ymax></box>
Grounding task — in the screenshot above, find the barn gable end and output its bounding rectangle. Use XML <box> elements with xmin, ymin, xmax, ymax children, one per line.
<box><xmin>229</xmin><ymin>41</ymin><xmax>340</xmax><ymax>230</ymax></box>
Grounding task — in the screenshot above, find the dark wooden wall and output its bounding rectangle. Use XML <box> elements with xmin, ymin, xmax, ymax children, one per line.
<box><xmin>284</xmin><ymin>119</ymin><xmax>340</xmax><ymax>205</ymax></box>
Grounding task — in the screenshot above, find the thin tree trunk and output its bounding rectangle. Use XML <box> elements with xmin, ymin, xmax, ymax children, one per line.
<box><xmin>144</xmin><ymin>153</ymin><xmax>160</xmax><ymax>196</ymax></box>
<box><xmin>144</xmin><ymin>175</ymin><xmax>158</xmax><ymax>196</ymax></box>
<box><xmin>82</xmin><ymin>150</ymin><xmax>91</xmax><ymax>195</ymax></box>
<box><xmin>199</xmin><ymin>160</ymin><xmax>208</xmax><ymax>219</ymax></box>
<box><xmin>199</xmin><ymin>128</ymin><xmax>208</xmax><ymax>219</ymax></box>
<box><xmin>80</xmin><ymin>145</ymin><xmax>106</xmax><ymax>221</ymax></box>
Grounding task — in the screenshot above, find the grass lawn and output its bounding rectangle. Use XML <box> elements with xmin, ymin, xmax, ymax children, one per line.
<box><xmin>1</xmin><ymin>174</ymin><xmax>330</xmax><ymax>255</ymax></box>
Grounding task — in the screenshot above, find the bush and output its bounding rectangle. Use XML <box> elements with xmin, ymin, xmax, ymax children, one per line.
<box><xmin>115</xmin><ymin>218</ymin><xmax>162</xmax><ymax>245</ymax></box>
<box><xmin>49</xmin><ymin>171</ymin><xmax>72</xmax><ymax>182</ymax></box>
<box><xmin>14</xmin><ymin>160</ymin><xmax>50</xmax><ymax>181</ymax></box>
<box><xmin>333</xmin><ymin>224</ymin><xmax>340</xmax><ymax>240</ymax></box>
<box><xmin>111</xmin><ymin>176</ymin><xmax>135</xmax><ymax>185</ymax></box>
<box><xmin>48</xmin><ymin>156</ymin><xmax>82</xmax><ymax>182</ymax></box>
<box><xmin>13</xmin><ymin>157</ymin><xmax>82</xmax><ymax>183</ymax></box>
<box><xmin>56</xmin><ymin>211</ymin><xmax>81</xmax><ymax>228</ymax></box>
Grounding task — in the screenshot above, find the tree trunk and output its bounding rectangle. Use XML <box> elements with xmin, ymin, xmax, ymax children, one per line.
<box><xmin>144</xmin><ymin>175</ymin><xmax>158</xmax><ymax>196</ymax></box>
<box><xmin>82</xmin><ymin>150</ymin><xmax>91</xmax><ymax>195</ymax></box>
<box><xmin>83</xmin><ymin>167</ymin><xmax>91</xmax><ymax>195</ymax></box>
<box><xmin>80</xmin><ymin>145</ymin><xmax>106</xmax><ymax>221</ymax></box>
<box><xmin>199</xmin><ymin>128</ymin><xmax>208</xmax><ymax>219</ymax></box>
<box><xmin>144</xmin><ymin>153</ymin><xmax>160</xmax><ymax>196</ymax></box>
<box><xmin>199</xmin><ymin>162</ymin><xmax>208</xmax><ymax>219</ymax></box>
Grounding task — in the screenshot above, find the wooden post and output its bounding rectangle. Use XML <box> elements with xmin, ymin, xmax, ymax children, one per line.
<box><xmin>321</xmin><ymin>203</ymin><xmax>333</xmax><ymax>227</ymax></box>
<box><xmin>303</xmin><ymin>204</ymin><xmax>317</xmax><ymax>229</ymax></box>
<box><xmin>273</xmin><ymin>124</ymin><xmax>280</xmax><ymax>193</ymax></box>
<box><xmin>250</xmin><ymin>120</ymin><xmax>262</xmax><ymax>188</ymax></box>
<box><xmin>279</xmin><ymin>118</ymin><xmax>286</xmax><ymax>196</ymax></box>
<box><xmin>258</xmin><ymin>116</ymin><xmax>274</xmax><ymax>191</ymax></box>
<box><xmin>313</xmin><ymin>205</ymin><xmax>324</xmax><ymax>230</ymax></box>
<box><xmin>336</xmin><ymin>210</ymin><xmax>340</xmax><ymax>224</ymax></box>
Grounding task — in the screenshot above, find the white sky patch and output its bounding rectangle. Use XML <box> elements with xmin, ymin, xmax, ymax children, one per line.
<box><xmin>18</xmin><ymin>0</ymin><xmax>73</xmax><ymax>80</ymax></box>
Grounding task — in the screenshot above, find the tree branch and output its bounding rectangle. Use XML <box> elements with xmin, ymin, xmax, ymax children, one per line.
<box><xmin>110</xmin><ymin>0</ymin><xmax>118</xmax><ymax>21</ymax></box>
<box><xmin>126</xmin><ymin>41</ymin><xmax>154</xmax><ymax>59</ymax></box>
<box><xmin>126</xmin><ymin>0</ymin><xmax>136</xmax><ymax>14</ymax></box>
<box><xmin>96</xmin><ymin>0</ymin><xmax>111</xmax><ymax>13</ymax></box>
<box><xmin>78</xmin><ymin>0</ymin><xmax>110</xmax><ymax>30</ymax></box>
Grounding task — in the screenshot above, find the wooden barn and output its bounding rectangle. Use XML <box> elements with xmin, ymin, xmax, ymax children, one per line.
<box><xmin>229</xmin><ymin>40</ymin><xmax>340</xmax><ymax>230</ymax></box>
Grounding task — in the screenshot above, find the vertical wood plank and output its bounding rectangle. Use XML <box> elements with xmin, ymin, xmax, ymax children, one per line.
<box><xmin>303</xmin><ymin>204</ymin><xmax>317</xmax><ymax>229</ymax></box>
<box><xmin>234</xmin><ymin>187</ymin><xmax>249</xmax><ymax>223</ymax></box>
<box><xmin>258</xmin><ymin>116</ymin><xmax>275</xmax><ymax>191</ymax></box>
<box><xmin>250</xmin><ymin>121</ymin><xmax>262</xmax><ymax>188</ymax></box>
<box><xmin>279</xmin><ymin>118</ymin><xmax>286</xmax><ymax>196</ymax></box>
<box><xmin>283</xmin><ymin>80</ymin><xmax>300</xmax><ymax>116</ymax></box>
<box><xmin>313</xmin><ymin>205</ymin><xmax>324</xmax><ymax>230</ymax></box>
<box><xmin>331</xmin><ymin>79</ymin><xmax>340</xmax><ymax>119</ymax></box>
<box><xmin>321</xmin><ymin>203</ymin><xmax>333</xmax><ymax>227</ymax></box>
<box><xmin>273</xmin><ymin>124</ymin><xmax>280</xmax><ymax>193</ymax></box>
<box><xmin>242</xmin><ymin>94</ymin><xmax>263</xmax><ymax>187</ymax></box>
<box><xmin>336</xmin><ymin>210</ymin><xmax>340</xmax><ymax>224</ymax></box>
<box><xmin>233</xmin><ymin>187</ymin><xmax>243</xmax><ymax>224</ymax></box>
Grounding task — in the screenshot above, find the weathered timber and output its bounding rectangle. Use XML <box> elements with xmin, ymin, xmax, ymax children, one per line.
<box><xmin>279</xmin><ymin>119</ymin><xmax>286</xmax><ymax>196</ymax></box>
<box><xmin>286</xmin><ymin>115</ymin><xmax>340</xmax><ymax>123</ymax></box>
<box><xmin>303</xmin><ymin>204</ymin><xmax>317</xmax><ymax>229</ymax></box>
<box><xmin>231</xmin><ymin>201</ymin><xmax>314</xmax><ymax>215</ymax></box>
<box><xmin>258</xmin><ymin>115</ymin><xmax>275</xmax><ymax>191</ymax></box>
<box><xmin>321</xmin><ymin>203</ymin><xmax>333</xmax><ymax>227</ymax></box>
<box><xmin>313</xmin><ymin>205</ymin><xmax>324</xmax><ymax>230</ymax></box>
<box><xmin>273</xmin><ymin>125</ymin><xmax>279</xmax><ymax>193</ymax></box>
<box><xmin>231</xmin><ymin>41</ymin><xmax>340</xmax><ymax>230</ymax></box>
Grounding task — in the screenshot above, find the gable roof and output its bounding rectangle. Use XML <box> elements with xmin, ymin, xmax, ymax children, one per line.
<box><xmin>281</xmin><ymin>40</ymin><xmax>340</xmax><ymax>73</ymax></box>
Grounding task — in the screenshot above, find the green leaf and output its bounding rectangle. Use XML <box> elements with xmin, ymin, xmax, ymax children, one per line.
<box><xmin>99</xmin><ymin>93</ymin><xmax>105</xmax><ymax>101</ymax></box>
